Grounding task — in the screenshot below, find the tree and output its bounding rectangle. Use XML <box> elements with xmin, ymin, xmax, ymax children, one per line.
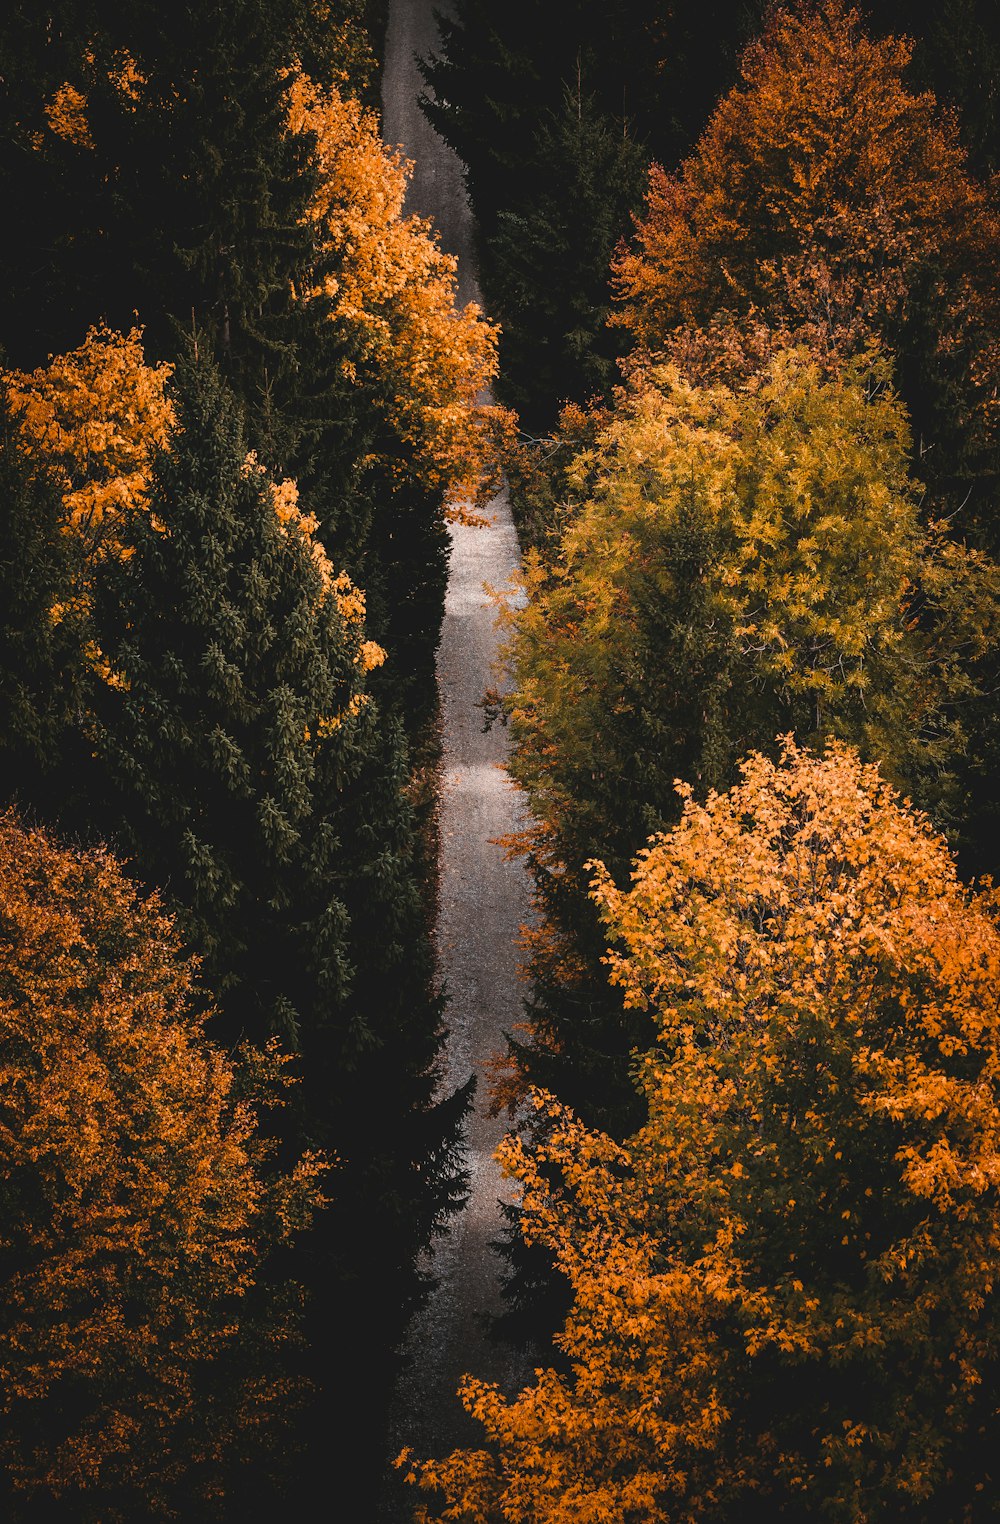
<box><xmin>82</xmin><ymin>357</ymin><xmax>468</xmax><ymax>1490</ymax></box>
<box><xmin>613</xmin><ymin>1</ymin><xmax>1000</xmax><ymax>546</ymax></box>
<box><xmin>0</xmin><ymin>394</ymin><xmax>88</xmax><ymax>812</ymax></box>
<box><xmin>484</xmin><ymin>88</ymin><xmax>645</xmax><ymax>426</ymax></box>
<box><xmin>0</xmin><ymin>1</ymin><xmax>318</xmax><ymax>394</ymax></box>
<box><xmin>0</xmin><ymin>811</ymin><xmax>324</xmax><ymax>1520</ymax></box>
<box><xmin>860</xmin><ymin>0</ymin><xmax>1000</xmax><ymax>177</ymax></box>
<box><xmin>419</xmin><ymin>0</ymin><xmax>769</xmax><ymax>425</ymax></box>
<box><xmin>405</xmin><ymin>741</ymin><xmax>1000</xmax><ymax>1523</ymax></box>
<box><xmin>286</xmin><ymin>69</ymin><xmax>503</xmax><ymax>708</ymax></box>
<box><xmin>0</xmin><ymin>11</ymin><xmax>501</xmax><ymax>721</ymax></box>
<box><xmin>4</xmin><ymin>324</ymin><xmax>175</xmax><ymax>564</ymax></box>
<box><xmin>497</xmin><ymin>350</ymin><xmax>999</xmax><ymax>1137</ymax></box>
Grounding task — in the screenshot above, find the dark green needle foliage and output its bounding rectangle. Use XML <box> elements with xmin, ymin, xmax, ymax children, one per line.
<box><xmin>86</xmin><ymin>359</ymin><xmax>469</xmax><ymax>1487</ymax></box>
<box><xmin>420</xmin><ymin>0</ymin><xmax>768</xmax><ymax>427</ymax></box>
<box><xmin>0</xmin><ymin>398</ymin><xmax>88</xmax><ymax>815</ymax></box>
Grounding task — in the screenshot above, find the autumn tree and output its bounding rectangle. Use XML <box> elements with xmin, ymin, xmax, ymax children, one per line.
<box><xmin>861</xmin><ymin>0</ymin><xmax>1000</xmax><ymax>176</ymax></box>
<box><xmin>0</xmin><ymin>9</ymin><xmax>500</xmax><ymax>722</ymax></box>
<box><xmin>406</xmin><ymin>741</ymin><xmax>1000</xmax><ymax>1523</ymax></box>
<box><xmin>497</xmin><ymin>350</ymin><xmax>999</xmax><ymax>1139</ymax></box>
<box><xmin>613</xmin><ymin>1</ymin><xmax>1000</xmax><ymax>545</ymax></box>
<box><xmin>4</xmin><ymin>324</ymin><xmax>175</xmax><ymax>564</ymax></box>
<box><xmin>0</xmin><ymin>811</ymin><xmax>324</xmax><ymax>1520</ymax></box>
<box><xmin>286</xmin><ymin>69</ymin><xmax>502</xmax><ymax>708</ymax></box>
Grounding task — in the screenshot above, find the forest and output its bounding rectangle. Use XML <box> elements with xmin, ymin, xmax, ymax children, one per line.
<box><xmin>1</xmin><ymin>0</ymin><xmax>999</xmax><ymax>1520</ymax></box>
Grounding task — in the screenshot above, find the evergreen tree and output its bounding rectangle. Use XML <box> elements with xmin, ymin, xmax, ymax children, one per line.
<box><xmin>0</xmin><ymin>396</ymin><xmax>87</xmax><ymax>815</ymax></box>
<box><xmin>420</xmin><ymin>0</ymin><xmax>768</xmax><ymax>426</ymax></box>
<box><xmin>0</xmin><ymin>8</ymin><xmax>498</xmax><ymax>731</ymax></box>
<box><xmin>487</xmin><ymin>89</ymin><xmax>645</xmax><ymax>423</ymax></box>
<box><xmin>85</xmin><ymin>359</ymin><xmax>469</xmax><ymax>1490</ymax></box>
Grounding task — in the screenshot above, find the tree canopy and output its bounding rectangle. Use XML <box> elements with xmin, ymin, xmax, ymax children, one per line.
<box><xmin>0</xmin><ymin>812</ymin><xmax>324</xmax><ymax>1520</ymax></box>
<box><xmin>406</xmin><ymin>741</ymin><xmax>1000</xmax><ymax>1522</ymax></box>
<box><xmin>496</xmin><ymin>349</ymin><xmax>999</xmax><ymax>1137</ymax></box>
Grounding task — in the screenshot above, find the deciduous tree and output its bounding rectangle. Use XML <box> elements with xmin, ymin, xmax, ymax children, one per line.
<box><xmin>405</xmin><ymin>741</ymin><xmax>1000</xmax><ymax>1522</ymax></box>
<box><xmin>613</xmin><ymin>1</ymin><xmax>1000</xmax><ymax>546</ymax></box>
<box><xmin>0</xmin><ymin>811</ymin><xmax>324</xmax><ymax>1520</ymax></box>
<box><xmin>4</xmin><ymin>324</ymin><xmax>174</xmax><ymax>562</ymax></box>
<box><xmin>287</xmin><ymin>69</ymin><xmax>503</xmax><ymax>706</ymax></box>
<box><xmin>499</xmin><ymin>351</ymin><xmax>999</xmax><ymax>1137</ymax></box>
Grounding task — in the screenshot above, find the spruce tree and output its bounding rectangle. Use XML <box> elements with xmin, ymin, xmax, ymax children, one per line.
<box><xmin>0</xmin><ymin>397</ymin><xmax>87</xmax><ymax>816</ymax></box>
<box><xmin>486</xmin><ymin>89</ymin><xmax>645</xmax><ymax>424</ymax></box>
<box><xmin>88</xmin><ymin>359</ymin><xmax>468</xmax><ymax>1487</ymax></box>
<box><xmin>420</xmin><ymin>0</ymin><xmax>768</xmax><ymax>426</ymax></box>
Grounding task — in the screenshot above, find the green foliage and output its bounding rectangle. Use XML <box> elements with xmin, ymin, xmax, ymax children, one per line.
<box><xmin>0</xmin><ymin>1</ymin><xmax>452</xmax><ymax>725</ymax></box>
<box><xmin>80</xmin><ymin>360</ymin><xmax>468</xmax><ymax>1489</ymax></box>
<box><xmin>420</xmin><ymin>0</ymin><xmax>770</xmax><ymax>426</ymax></box>
<box><xmin>486</xmin><ymin>90</ymin><xmax>645</xmax><ymax>423</ymax></box>
<box><xmin>0</xmin><ymin>397</ymin><xmax>87</xmax><ymax>809</ymax></box>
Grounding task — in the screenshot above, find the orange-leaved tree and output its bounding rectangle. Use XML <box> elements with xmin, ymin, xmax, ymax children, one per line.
<box><xmin>4</xmin><ymin>324</ymin><xmax>174</xmax><ymax>560</ymax></box>
<box><xmin>494</xmin><ymin>348</ymin><xmax>1000</xmax><ymax>1137</ymax></box>
<box><xmin>613</xmin><ymin>0</ymin><xmax>1000</xmax><ymax>531</ymax></box>
<box><xmin>614</xmin><ymin>0</ymin><xmax>987</xmax><ymax>351</ymax></box>
<box><xmin>0</xmin><ymin>812</ymin><xmax>326</xmax><ymax>1519</ymax></box>
<box><xmin>405</xmin><ymin>741</ymin><xmax>1000</xmax><ymax>1521</ymax></box>
<box><xmin>288</xmin><ymin>69</ymin><xmax>507</xmax><ymax>512</ymax></box>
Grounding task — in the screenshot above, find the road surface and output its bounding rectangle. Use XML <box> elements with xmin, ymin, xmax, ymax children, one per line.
<box><xmin>380</xmin><ymin>0</ymin><xmax>536</xmax><ymax>1513</ymax></box>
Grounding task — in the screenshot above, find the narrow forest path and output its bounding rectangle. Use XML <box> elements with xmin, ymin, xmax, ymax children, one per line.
<box><xmin>379</xmin><ymin>1</ymin><xmax>535</xmax><ymax>1515</ymax></box>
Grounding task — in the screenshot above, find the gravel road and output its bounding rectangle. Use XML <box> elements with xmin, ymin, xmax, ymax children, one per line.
<box><xmin>380</xmin><ymin>1</ymin><xmax>536</xmax><ymax>1514</ymax></box>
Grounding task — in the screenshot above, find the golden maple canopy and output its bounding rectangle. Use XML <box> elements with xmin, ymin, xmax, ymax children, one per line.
<box><xmin>287</xmin><ymin>69</ymin><xmax>507</xmax><ymax>512</ymax></box>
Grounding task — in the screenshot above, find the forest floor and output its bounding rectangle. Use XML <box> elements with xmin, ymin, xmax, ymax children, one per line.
<box><xmin>379</xmin><ymin>1</ymin><xmax>536</xmax><ymax>1517</ymax></box>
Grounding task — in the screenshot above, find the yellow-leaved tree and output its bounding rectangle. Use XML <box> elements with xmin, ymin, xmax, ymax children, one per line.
<box><xmin>492</xmin><ymin>348</ymin><xmax>999</xmax><ymax>1137</ymax></box>
<box><xmin>611</xmin><ymin>0</ymin><xmax>1000</xmax><ymax>552</ymax></box>
<box><xmin>288</xmin><ymin>69</ymin><xmax>507</xmax><ymax>512</ymax></box>
<box><xmin>404</xmin><ymin>741</ymin><xmax>1000</xmax><ymax>1521</ymax></box>
<box><xmin>3</xmin><ymin>324</ymin><xmax>174</xmax><ymax>558</ymax></box>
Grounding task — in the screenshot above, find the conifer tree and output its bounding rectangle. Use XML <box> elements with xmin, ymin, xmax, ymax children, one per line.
<box><xmin>486</xmin><ymin>89</ymin><xmax>645</xmax><ymax>424</ymax></box>
<box><xmin>0</xmin><ymin>398</ymin><xmax>87</xmax><ymax>814</ymax></box>
<box><xmin>84</xmin><ymin>359</ymin><xmax>468</xmax><ymax>1485</ymax></box>
<box><xmin>0</xmin><ymin>11</ymin><xmax>499</xmax><ymax>726</ymax></box>
<box><xmin>420</xmin><ymin>0</ymin><xmax>768</xmax><ymax>425</ymax></box>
